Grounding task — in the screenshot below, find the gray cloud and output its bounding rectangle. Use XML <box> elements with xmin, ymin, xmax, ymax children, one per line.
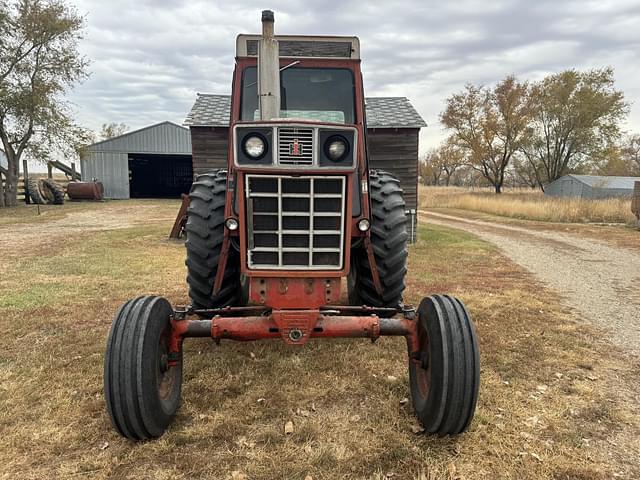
<box><xmin>69</xmin><ymin>0</ymin><xmax>640</xmax><ymax>152</ymax></box>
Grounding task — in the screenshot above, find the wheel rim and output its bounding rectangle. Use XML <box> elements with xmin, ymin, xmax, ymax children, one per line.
<box><xmin>415</xmin><ymin>323</ymin><xmax>431</xmax><ymax>399</ymax></box>
<box><xmin>156</xmin><ymin>327</ymin><xmax>177</xmax><ymax>402</ymax></box>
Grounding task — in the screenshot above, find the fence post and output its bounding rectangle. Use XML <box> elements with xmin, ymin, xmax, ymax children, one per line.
<box><xmin>0</xmin><ymin>171</ymin><xmax>5</xmax><ymax>208</ymax></box>
<box><xmin>23</xmin><ymin>159</ymin><xmax>30</xmax><ymax>204</ymax></box>
<box><xmin>71</xmin><ymin>162</ymin><xmax>77</xmax><ymax>180</ymax></box>
<box><xmin>632</xmin><ymin>181</ymin><xmax>640</xmax><ymax>224</ymax></box>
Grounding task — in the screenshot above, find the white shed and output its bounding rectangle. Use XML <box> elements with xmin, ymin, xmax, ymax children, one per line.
<box><xmin>545</xmin><ymin>175</ymin><xmax>640</xmax><ymax>199</ymax></box>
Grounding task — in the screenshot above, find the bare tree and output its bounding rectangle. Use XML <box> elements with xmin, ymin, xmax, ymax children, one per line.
<box><xmin>511</xmin><ymin>157</ymin><xmax>540</xmax><ymax>189</ymax></box>
<box><xmin>621</xmin><ymin>133</ymin><xmax>640</xmax><ymax>175</ymax></box>
<box><xmin>100</xmin><ymin>122</ymin><xmax>128</xmax><ymax>140</ymax></box>
<box><xmin>441</xmin><ymin>76</ymin><xmax>532</xmax><ymax>193</ymax></box>
<box><xmin>0</xmin><ymin>0</ymin><xmax>89</xmax><ymax>207</ymax></box>
<box><xmin>438</xmin><ymin>137</ymin><xmax>466</xmax><ymax>186</ymax></box>
<box><xmin>522</xmin><ymin>68</ymin><xmax>628</xmax><ymax>186</ymax></box>
<box><xmin>419</xmin><ymin>149</ymin><xmax>443</xmax><ymax>186</ymax></box>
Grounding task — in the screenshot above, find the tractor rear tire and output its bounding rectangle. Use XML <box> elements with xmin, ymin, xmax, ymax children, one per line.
<box><xmin>27</xmin><ymin>178</ymin><xmax>47</xmax><ymax>204</ymax></box>
<box><xmin>104</xmin><ymin>296</ymin><xmax>182</xmax><ymax>440</ymax></box>
<box><xmin>185</xmin><ymin>170</ymin><xmax>241</xmax><ymax>311</ymax></box>
<box><xmin>409</xmin><ymin>295</ymin><xmax>480</xmax><ymax>436</ymax></box>
<box><xmin>348</xmin><ymin>170</ymin><xmax>408</xmax><ymax>313</ymax></box>
<box><xmin>43</xmin><ymin>178</ymin><xmax>65</xmax><ymax>204</ymax></box>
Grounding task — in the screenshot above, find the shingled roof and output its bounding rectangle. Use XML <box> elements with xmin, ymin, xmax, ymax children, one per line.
<box><xmin>184</xmin><ymin>94</ymin><xmax>426</xmax><ymax>129</ymax></box>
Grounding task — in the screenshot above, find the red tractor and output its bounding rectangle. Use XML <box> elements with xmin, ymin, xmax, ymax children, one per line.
<box><xmin>104</xmin><ymin>11</ymin><xmax>479</xmax><ymax>440</ymax></box>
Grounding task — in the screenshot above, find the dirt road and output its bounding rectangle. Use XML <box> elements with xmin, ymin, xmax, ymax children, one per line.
<box><xmin>421</xmin><ymin>210</ymin><xmax>640</xmax><ymax>356</ymax></box>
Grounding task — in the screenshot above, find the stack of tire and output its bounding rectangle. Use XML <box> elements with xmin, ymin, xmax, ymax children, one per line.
<box><xmin>28</xmin><ymin>177</ymin><xmax>65</xmax><ymax>205</ymax></box>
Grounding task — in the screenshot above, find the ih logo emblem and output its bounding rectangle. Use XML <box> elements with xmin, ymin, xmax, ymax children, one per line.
<box><xmin>289</xmin><ymin>139</ymin><xmax>301</xmax><ymax>156</ymax></box>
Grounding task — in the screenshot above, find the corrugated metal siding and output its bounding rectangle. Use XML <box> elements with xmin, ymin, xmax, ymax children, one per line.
<box><xmin>546</xmin><ymin>177</ymin><xmax>580</xmax><ymax>197</ymax></box>
<box><xmin>589</xmin><ymin>187</ymin><xmax>634</xmax><ymax>199</ymax></box>
<box><xmin>81</xmin><ymin>152</ymin><xmax>129</xmax><ymax>199</ymax></box>
<box><xmin>88</xmin><ymin>122</ymin><xmax>191</xmax><ymax>154</ymax></box>
<box><xmin>191</xmin><ymin>126</ymin><xmax>229</xmax><ymax>175</ymax></box>
<box><xmin>367</xmin><ymin>128</ymin><xmax>419</xmax><ymax>211</ymax></box>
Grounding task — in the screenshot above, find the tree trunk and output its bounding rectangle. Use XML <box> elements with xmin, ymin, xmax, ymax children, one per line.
<box><xmin>0</xmin><ymin>172</ymin><xmax>5</xmax><ymax>208</ymax></box>
<box><xmin>495</xmin><ymin>183</ymin><xmax>502</xmax><ymax>194</ymax></box>
<box><xmin>3</xmin><ymin>149</ymin><xmax>19</xmax><ymax>207</ymax></box>
<box><xmin>4</xmin><ymin>170</ymin><xmax>18</xmax><ymax>206</ymax></box>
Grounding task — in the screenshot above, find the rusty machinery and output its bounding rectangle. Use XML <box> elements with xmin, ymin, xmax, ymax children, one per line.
<box><xmin>104</xmin><ymin>11</ymin><xmax>480</xmax><ymax>440</ymax></box>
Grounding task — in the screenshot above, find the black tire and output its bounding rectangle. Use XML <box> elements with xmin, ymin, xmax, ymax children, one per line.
<box><xmin>185</xmin><ymin>170</ymin><xmax>241</xmax><ymax>310</ymax></box>
<box><xmin>104</xmin><ymin>296</ymin><xmax>182</xmax><ymax>441</ymax></box>
<box><xmin>43</xmin><ymin>178</ymin><xmax>65</xmax><ymax>204</ymax></box>
<box><xmin>348</xmin><ymin>170</ymin><xmax>408</xmax><ymax>312</ymax></box>
<box><xmin>27</xmin><ymin>178</ymin><xmax>47</xmax><ymax>204</ymax></box>
<box><xmin>409</xmin><ymin>295</ymin><xmax>480</xmax><ymax>436</ymax></box>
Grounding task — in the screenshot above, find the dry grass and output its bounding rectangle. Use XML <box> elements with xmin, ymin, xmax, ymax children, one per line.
<box><xmin>0</xmin><ymin>201</ymin><xmax>638</xmax><ymax>479</ymax></box>
<box><xmin>420</xmin><ymin>186</ymin><xmax>636</xmax><ymax>224</ymax></box>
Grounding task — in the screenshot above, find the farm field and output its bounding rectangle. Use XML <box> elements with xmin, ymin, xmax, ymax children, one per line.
<box><xmin>420</xmin><ymin>186</ymin><xmax>637</xmax><ymax>225</ymax></box>
<box><xmin>0</xmin><ymin>200</ymin><xmax>639</xmax><ymax>479</ymax></box>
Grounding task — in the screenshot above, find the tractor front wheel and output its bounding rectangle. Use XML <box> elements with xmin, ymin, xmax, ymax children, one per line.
<box><xmin>409</xmin><ymin>295</ymin><xmax>480</xmax><ymax>436</ymax></box>
<box><xmin>104</xmin><ymin>296</ymin><xmax>182</xmax><ymax>440</ymax></box>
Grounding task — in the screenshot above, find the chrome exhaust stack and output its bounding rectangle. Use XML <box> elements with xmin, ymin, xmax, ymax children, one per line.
<box><xmin>258</xmin><ymin>10</ymin><xmax>280</xmax><ymax>120</ymax></box>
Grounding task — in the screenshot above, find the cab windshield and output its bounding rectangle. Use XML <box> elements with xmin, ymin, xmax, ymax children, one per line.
<box><xmin>241</xmin><ymin>66</ymin><xmax>356</xmax><ymax>124</ymax></box>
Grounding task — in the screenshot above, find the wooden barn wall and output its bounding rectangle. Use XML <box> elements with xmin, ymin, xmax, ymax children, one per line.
<box><xmin>366</xmin><ymin>128</ymin><xmax>419</xmax><ymax>211</ymax></box>
<box><xmin>190</xmin><ymin>126</ymin><xmax>229</xmax><ymax>175</ymax></box>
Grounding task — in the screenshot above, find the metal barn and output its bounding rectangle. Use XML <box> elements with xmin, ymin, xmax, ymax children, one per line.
<box><xmin>545</xmin><ymin>174</ymin><xmax>640</xmax><ymax>199</ymax></box>
<box><xmin>184</xmin><ymin>94</ymin><xmax>426</xmax><ymax>238</ymax></box>
<box><xmin>81</xmin><ymin>122</ymin><xmax>192</xmax><ymax>199</ymax></box>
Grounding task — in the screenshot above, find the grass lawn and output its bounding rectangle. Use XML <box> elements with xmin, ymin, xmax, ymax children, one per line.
<box><xmin>0</xmin><ymin>200</ymin><xmax>638</xmax><ymax>479</ymax></box>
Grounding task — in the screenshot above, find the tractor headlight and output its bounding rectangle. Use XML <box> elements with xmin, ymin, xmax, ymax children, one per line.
<box><xmin>324</xmin><ymin>135</ymin><xmax>349</xmax><ymax>162</ymax></box>
<box><xmin>243</xmin><ymin>134</ymin><xmax>267</xmax><ymax>159</ymax></box>
<box><xmin>357</xmin><ymin>218</ymin><xmax>371</xmax><ymax>232</ymax></box>
<box><xmin>225</xmin><ymin>217</ymin><xmax>239</xmax><ymax>231</ymax></box>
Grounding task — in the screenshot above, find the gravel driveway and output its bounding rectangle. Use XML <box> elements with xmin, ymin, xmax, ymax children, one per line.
<box><xmin>421</xmin><ymin>210</ymin><xmax>640</xmax><ymax>355</ymax></box>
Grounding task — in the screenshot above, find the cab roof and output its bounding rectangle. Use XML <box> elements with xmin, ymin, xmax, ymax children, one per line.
<box><xmin>236</xmin><ymin>34</ymin><xmax>360</xmax><ymax>59</ymax></box>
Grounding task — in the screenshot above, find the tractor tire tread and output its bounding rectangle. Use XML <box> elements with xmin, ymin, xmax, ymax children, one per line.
<box><xmin>185</xmin><ymin>170</ymin><xmax>241</xmax><ymax>311</ymax></box>
<box><xmin>104</xmin><ymin>295</ymin><xmax>182</xmax><ymax>441</ymax></box>
<box><xmin>348</xmin><ymin>170</ymin><xmax>408</xmax><ymax>311</ymax></box>
<box><xmin>410</xmin><ymin>295</ymin><xmax>480</xmax><ymax>436</ymax></box>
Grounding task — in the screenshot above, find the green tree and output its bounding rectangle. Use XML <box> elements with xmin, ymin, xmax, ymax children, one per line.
<box><xmin>522</xmin><ymin>68</ymin><xmax>628</xmax><ymax>187</ymax></box>
<box><xmin>100</xmin><ymin>122</ymin><xmax>128</xmax><ymax>140</ymax></box>
<box><xmin>441</xmin><ymin>76</ymin><xmax>532</xmax><ymax>193</ymax></box>
<box><xmin>0</xmin><ymin>0</ymin><xmax>89</xmax><ymax>207</ymax></box>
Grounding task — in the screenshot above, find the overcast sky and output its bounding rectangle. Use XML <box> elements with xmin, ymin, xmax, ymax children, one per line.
<box><xmin>69</xmin><ymin>0</ymin><xmax>640</xmax><ymax>155</ymax></box>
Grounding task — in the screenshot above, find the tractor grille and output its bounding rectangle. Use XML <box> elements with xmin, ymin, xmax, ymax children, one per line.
<box><xmin>277</xmin><ymin>127</ymin><xmax>314</xmax><ymax>166</ymax></box>
<box><xmin>246</xmin><ymin>175</ymin><xmax>345</xmax><ymax>270</ymax></box>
